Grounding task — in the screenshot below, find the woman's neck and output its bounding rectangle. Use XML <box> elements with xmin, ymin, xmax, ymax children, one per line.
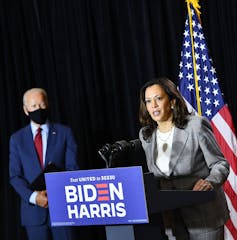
<box><xmin>157</xmin><ymin>121</ymin><xmax>174</xmax><ymax>133</ymax></box>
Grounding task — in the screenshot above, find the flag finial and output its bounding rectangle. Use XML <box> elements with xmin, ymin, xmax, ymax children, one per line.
<box><xmin>186</xmin><ymin>0</ymin><xmax>201</xmax><ymax>21</ymax></box>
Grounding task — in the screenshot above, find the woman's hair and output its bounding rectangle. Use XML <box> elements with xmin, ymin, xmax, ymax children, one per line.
<box><xmin>139</xmin><ymin>77</ymin><xmax>191</xmax><ymax>138</ymax></box>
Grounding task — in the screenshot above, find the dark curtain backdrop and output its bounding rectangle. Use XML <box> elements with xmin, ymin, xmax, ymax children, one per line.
<box><xmin>1</xmin><ymin>0</ymin><xmax>237</xmax><ymax>239</ymax></box>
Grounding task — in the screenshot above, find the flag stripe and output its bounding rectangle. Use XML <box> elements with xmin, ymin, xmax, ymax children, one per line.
<box><xmin>225</xmin><ymin>220</ymin><xmax>237</xmax><ymax>240</ymax></box>
<box><xmin>224</xmin><ymin>226</ymin><xmax>234</xmax><ymax>240</ymax></box>
<box><xmin>219</xmin><ymin>106</ymin><xmax>237</xmax><ymax>135</ymax></box>
<box><xmin>224</xmin><ymin>180</ymin><xmax>237</xmax><ymax>212</ymax></box>
<box><xmin>211</xmin><ymin>121</ymin><xmax>237</xmax><ymax>174</ymax></box>
<box><xmin>212</xmin><ymin>107</ymin><xmax>237</xmax><ymax>157</ymax></box>
<box><xmin>212</xmin><ymin>130</ymin><xmax>237</xmax><ymax>173</ymax></box>
<box><xmin>227</xmin><ymin>167</ymin><xmax>237</xmax><ymax>196</ymax></box>
<box><xmin>225</xmin><ymin>193</ymin><xmax>237</xmax><ymax>238</ymax></box>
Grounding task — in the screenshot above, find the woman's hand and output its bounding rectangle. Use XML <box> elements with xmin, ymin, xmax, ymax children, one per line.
<box><xmin>193</xmin><ymin>179</ymin><xmax>213</xmax><ymax>191</ymax></box>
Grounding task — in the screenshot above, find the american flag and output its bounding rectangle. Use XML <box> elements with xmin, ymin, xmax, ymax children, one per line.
<box><xmin>178</xmin><ymin>2</ymin><xmax>237</xmax><ymax>239</ymax></box>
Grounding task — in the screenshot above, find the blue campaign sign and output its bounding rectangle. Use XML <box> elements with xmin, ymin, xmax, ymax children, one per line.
<box><xmin>45</xmin><ymin>166</ymin><xmax>149</xmax><ymax>226</ymax></box>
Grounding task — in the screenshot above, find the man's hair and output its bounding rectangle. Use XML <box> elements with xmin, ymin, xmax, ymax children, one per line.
<box><xmin>23</xmin><ymin>88</ymin><xmax>48</xmax><ymax>106</ymax></box>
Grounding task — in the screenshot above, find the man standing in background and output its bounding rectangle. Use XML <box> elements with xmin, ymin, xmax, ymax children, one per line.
<box><xmin>9</xmin><ymin>88</ymin><xmax>79</xmax><ymax>240</ymax></box>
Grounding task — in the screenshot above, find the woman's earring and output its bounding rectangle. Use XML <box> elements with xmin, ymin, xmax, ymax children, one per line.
<box><xmin>171</xmin><ymin>105</ymin><xmax>174</xmax><ymax>109</ymax></box>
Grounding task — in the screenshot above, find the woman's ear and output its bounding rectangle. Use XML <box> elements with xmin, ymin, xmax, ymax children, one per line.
<box><xmin>171</xmin><ymin>99</ymin><xmax>176</xmax><ymax>109</ymax></box>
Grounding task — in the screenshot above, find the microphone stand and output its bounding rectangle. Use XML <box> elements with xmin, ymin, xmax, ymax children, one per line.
<box><xmin>98</xmin><ymin>147</ymin><xmax>119</xmax><ymax>168</ymax></box>
<box><xmin>98</xmin><ymin>151</ymin><xmax>109</xmax><ymax>168</ymax></box>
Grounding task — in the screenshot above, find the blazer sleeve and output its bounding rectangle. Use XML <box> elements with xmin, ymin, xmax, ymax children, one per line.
<box><xmin>198</xmin><ymin>117</ymin><xmax>229</xmax><ymax>188</ymax></box>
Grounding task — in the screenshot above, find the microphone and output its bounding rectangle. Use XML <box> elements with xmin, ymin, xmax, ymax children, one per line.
<box><xmin>129</xmin><ymin>139</ymin><xmax>142</xmax><ymax>151</ymax></box>
<box><xmin>98</xmin><ymin>139</ymin><xmax>142</xmax><ymax>168</ymax></box>
<box><xmin>111</xmin><ymin>139</ymin><xmax>141</xmax><ymax>153</ymax></box>
<box><xmin>98</xmin><ymin>139</ymin><xmax>141</xmax><ymax>156</ymax></box>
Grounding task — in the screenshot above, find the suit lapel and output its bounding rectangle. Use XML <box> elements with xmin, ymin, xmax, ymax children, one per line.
<box><xmin>169</xmin><ymin>127</ymin><xmax>188</xmax><ymax>175</ymax></box>
<box><xmin>45</xmin><ymin>123</ymin><xmax>57</xmax><ymax>165</ymax></box>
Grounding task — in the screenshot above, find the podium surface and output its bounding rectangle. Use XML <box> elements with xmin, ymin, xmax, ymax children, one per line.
<box><xmin>143</xmin><ymin>172</ymin><xmax>215</xmax><ymax>214</ymax></box>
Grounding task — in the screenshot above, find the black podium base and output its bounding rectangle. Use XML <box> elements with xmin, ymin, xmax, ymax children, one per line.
<box><xmin>105</xmin><ymin>213</ymin><xmax>168</xmax><ymax>240</ymax></box>
<box><xmin>106</xmin><ymin>224</ymin><xmax>169</xmax><ymax>240</ymax></box>
<box><xmin>105</xmin><ymin>225</ymin><xmax>135</xmax><ymax>240</ymax></box>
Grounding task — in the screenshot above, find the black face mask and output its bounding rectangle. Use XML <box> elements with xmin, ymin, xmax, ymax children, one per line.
<box><xmin>28</xmin><ymin>108</ymin><xmax>48</xmax><ymax>124</ymax></box>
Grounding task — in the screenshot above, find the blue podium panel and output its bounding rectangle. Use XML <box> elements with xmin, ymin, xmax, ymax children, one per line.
<box><xmin>45</xmin><ymin>166</ymin><xmax>148</xmax><ymax>226</ymax></box>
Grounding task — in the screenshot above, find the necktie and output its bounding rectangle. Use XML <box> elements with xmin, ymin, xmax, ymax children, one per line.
<box><xmin>34</xmin><ymin>128</ymin><xmax>43</xmax><ymax>168</ymax></box>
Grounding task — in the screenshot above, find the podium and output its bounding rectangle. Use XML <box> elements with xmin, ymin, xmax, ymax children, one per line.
<box><xmin>105</xmin><ymin>172</ymin><xmax>216</xmax><ymax>240</ymax></box>
<box><xmin>44</xmin><ymin>166</ymin><xmax>215</xmax><ymax>240</ymax></box>
<box><xmin>45</xmin><ymin>166</ymin><xmax>150</xmax><ymax>227</ymax></box>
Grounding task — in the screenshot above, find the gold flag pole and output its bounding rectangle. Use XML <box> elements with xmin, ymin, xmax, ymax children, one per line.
<box><xmin>186</xmin><ymin>0</ymin><xmax>202</xmax><ymax>115</ymax></box>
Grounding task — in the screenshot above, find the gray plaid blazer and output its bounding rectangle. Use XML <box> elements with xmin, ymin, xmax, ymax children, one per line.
<box><xmin>139</xmin><ymin>115</ymin><xmax>230</xmax><ymax>227</ymax></box>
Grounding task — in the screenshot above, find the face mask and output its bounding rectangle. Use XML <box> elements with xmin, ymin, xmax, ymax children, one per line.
<box><xmin>28</xmin><ymin>108</ymin><xmax>48</xmax><ymax>124</ymax></box>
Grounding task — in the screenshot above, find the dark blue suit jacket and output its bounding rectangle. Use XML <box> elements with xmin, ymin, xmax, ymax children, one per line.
<box><xmin>9</xmin><ymin>122</ymin><xmax>79</xmax><ymax>226</ymax></box>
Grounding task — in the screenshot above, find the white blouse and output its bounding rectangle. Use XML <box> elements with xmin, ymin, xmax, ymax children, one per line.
<box><xmin>155</xmin><ymin>127</ymin><xmax>174</xmax><ymax>176</ymax></box>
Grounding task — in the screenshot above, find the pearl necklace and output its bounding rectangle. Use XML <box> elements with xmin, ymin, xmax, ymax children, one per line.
<box><xmin>157</xmin><ymin>126</ymin><xmax>174</xmax><ymax>152</ymax></box>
